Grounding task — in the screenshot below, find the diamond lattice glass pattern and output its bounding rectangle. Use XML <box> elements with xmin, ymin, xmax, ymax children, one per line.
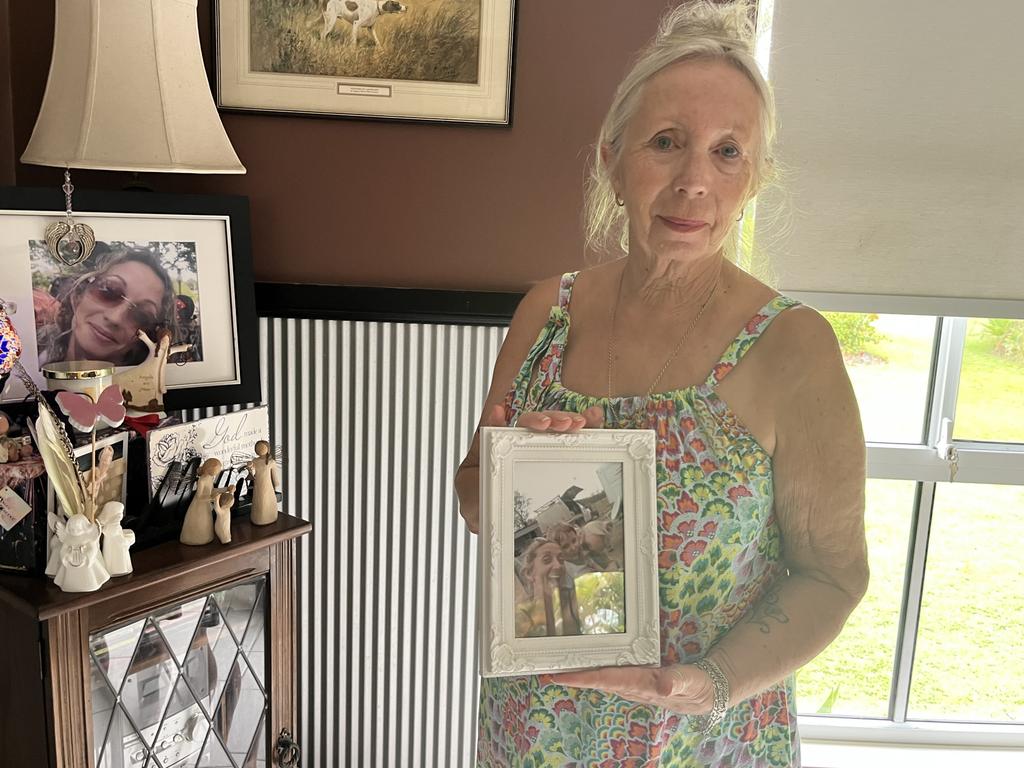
<box><xmin>189</xmin><ymin>600</ymin><xmax>243</xmax><ymax>720</ymax></box>
<box><xmin>88</xmin><ymin>575</ymin><xmax>269</xmax><ymax>768</ymax></box>
<box><xmin>153</xmin><ymin>596</ymin><xmax>207</xmax><ymax>665</ymax></box>
<box><xmin>122</xmin><ymin>619</ymin><xmax>177</xmax><ymax>752</ymax></box>
<box><xmin>90</xmin><ymin>619</ymin><xmax>144</xmax><ymax>697</ymax></box>
<box><xmin>241</xmin><ymin>583</ymin><xmax>267</xmax><ymax>689</ymax></box>
<box><xmin>242</xmin><ymin>711</ymin><xmax>267</xmax><ymax>768</ymax></box>
<box><xmin>89</xmin><ymin>653</ymin><xmax>117</xmax><ymax>767</ymax></box>
<box><xmin>197</xmin><ymin>726</ymin><xmax>236</xmax><ymax>768</ymax></box>
<box><xmin>212</xmin><ymin>581</ymin><xmax>262</xmax><ymax>645</ymax></box>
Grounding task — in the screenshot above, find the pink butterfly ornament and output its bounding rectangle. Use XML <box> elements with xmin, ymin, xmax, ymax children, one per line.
<box><xmin>56</xmin><ymin>386</ymin><xmax>127</xmax><ymax>433</ymax></box>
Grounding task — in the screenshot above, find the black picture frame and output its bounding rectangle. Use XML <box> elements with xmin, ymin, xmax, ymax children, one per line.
<box><xmin>0</xmin><ymin>186</ymin><xmax>260</xmax><ymax>411</ymax></box>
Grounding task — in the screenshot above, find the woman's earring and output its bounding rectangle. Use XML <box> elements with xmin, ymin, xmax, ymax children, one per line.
<box><xmin>45</xmin><ymin>169</ymin><xmax>95</xmax><ymax>267</ymax></box>
<box><xmin>615</xmin><ymin>195</ymin><xmax>625</xmax><ymax>207</ymax></box>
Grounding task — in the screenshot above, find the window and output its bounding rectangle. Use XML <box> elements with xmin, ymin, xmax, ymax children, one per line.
<box><xmin>794</xmin><ymin>309</ymin><xmax>1024</xmax><ymax>744</ymax></box>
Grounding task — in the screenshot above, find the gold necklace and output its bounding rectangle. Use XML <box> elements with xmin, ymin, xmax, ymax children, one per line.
<box><xmin>607</xmin><ymin>266</ymin><xmax>721</xmax><ymax>399</ymax></box>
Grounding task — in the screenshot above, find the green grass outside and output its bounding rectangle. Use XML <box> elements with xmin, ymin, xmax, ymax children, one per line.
<box><xmin>795</xmin><ymin>316</ymin><xmax>1024</xmax><ymax>723</ymax></box>
<box><xmin>956</xmin><ymin>320</ymin><xmax>1024</xmax><ymax>443</ymax></box>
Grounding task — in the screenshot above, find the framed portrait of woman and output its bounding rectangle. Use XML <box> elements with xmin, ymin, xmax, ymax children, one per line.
<box><xmin>478</xmin><ymin>426</ymin><xmax>660</xmax><ymax>677</ymax></box>
<box><xmin>0</xmin><ymin>187</ymin><xmax>259</xmax><ymax>411</ymax></box>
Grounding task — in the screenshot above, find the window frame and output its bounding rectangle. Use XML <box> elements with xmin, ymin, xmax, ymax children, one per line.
<box><xmin>786</xmin><ymin>290</ymin><xmax>1024</xmax><ymax>748</ymax></box>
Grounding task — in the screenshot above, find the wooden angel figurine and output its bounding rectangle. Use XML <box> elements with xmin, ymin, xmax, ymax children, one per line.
<box><xmin>114</xmin><ymin>328</ymin><xmax>190</xmax><ymax>413</ymax></box>
<box><xmin>214</xmin><ymin>485</ymin><xmax>237</xmax><ymax>544</ymax></box>
<box><xmin>247</xmin><ymin>441</ymin><xmax>280</xmax><ymax>526</ymax></box>
<box><xmin>98</xmin><ymin>501</ymin><xmax>134</xmax><ymax>576</ymax></box>
<box><xmin>53</xmin><ymin>513</ymin><xmax>110</xmax><ymax>593</ymax></box>
<box><xmin>180</xmin><ymin>458</ymin><xmax>221</xmax><ymax>546</ymax></box>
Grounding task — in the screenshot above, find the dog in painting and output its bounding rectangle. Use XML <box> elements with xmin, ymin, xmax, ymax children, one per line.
<box><xmin>321</xmin><ymin>0</ymin><xmax>408</xmax><ymax>48</ymax></box>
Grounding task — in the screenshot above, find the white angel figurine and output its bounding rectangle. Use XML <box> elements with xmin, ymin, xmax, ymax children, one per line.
<box><xmin>180</xmin><ymin>458</ymin><xmax>221</xmax><ymax>546</ymax></box>
<box><xmin>54</xmin><ymin>513</ymin><xmax>110</xmax><ymax>593</ymax></box>
<box><xmin>45</xmin><ymin>511</ymin><xmax>64</xmax><ymax>578</ymax></box>
<box><xmin>98</xmin><ymin>501</ymin><xmax>134</xmax><ymax>576</ymax></box>
<box><xmin>247</xmin><ymin>441</ymin><xmax>280</xmax><ymax>526</ymax></box>
<box><xmin>214</xmin><ymin>485</ymin><xmax>236</xmax><ymax>544</ymax></box>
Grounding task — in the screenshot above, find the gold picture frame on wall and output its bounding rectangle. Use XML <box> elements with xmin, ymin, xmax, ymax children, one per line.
<box><xmin>215</xmin><ymin>0</ymin><xmax>516</xmax><ymax>125</ymax></box>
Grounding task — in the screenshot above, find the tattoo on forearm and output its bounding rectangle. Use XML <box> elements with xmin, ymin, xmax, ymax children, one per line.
<box><xmin>745</xmin><ymin>583</ymin><xmax>790</xmax><ymax>634</ymax></box>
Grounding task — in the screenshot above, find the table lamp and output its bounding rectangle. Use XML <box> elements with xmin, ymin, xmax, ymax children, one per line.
<box><xmin>19</xmin><ymin>0</ymin><xmax>245</xmax><ymax>266</ymax></box>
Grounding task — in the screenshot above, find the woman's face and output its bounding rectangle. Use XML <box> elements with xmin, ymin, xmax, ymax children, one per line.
<box><xmin>609</xmin><ymin>58</ymin><xmax>761</xmax><ymax>263</ymax></box>
<box><xmin>557</xmin><ymin>529</ymin><xmax>583</xmax><ymax>562</ymax></box>
<box><xmin>530</xmin><ymin>542</ymin><xmax>565</xmax><ymax>588</ymax></box>
<box><xmin>582</xmin><ymin>529</ymin><xmax>608</xmax><ymax>558</ymax></box>
<box><xmin>69</xmin><ymin>261</ymin><xmax>164</xmax><ymax>363</ymax></box>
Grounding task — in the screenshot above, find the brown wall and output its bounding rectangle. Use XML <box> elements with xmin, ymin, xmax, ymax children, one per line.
<box><xmin>5</xmin><ymin>1</ymin><xmax>672</xmax><ymax>291</ymax></box>
<box><xmin>0</xmin><ymin>0</ymin><xmax>14</xmax><ymax>186</ymax></box>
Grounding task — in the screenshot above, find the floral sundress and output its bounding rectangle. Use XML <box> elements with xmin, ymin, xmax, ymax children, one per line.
<box><xmin>478</xmin><ymin>272</ymin><xmax>803</xmax><ymax>767</ymax></box>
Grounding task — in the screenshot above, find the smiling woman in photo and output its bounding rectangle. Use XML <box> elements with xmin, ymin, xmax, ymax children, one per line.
<box><xmin>36</xmin><ymin>247</ymin><xmax>179</xmax><ymax>368</ymax></box>
<box><xmin>514</xmin><ymin>537</ymin><xmax>583</xmax><ymax>638</ymax></box>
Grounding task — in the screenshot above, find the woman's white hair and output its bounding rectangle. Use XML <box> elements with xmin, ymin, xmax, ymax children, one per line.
<box><xmin>584</xmin><ymin>0</ymin><xmax>777</xmax><ymax>258</ymax></box>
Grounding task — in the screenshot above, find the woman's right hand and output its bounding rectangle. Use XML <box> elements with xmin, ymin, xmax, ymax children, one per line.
<box><xmin>517</xmin><ymin>405</ymin><xmax>605</xmax><ymax>433</ymax></box>
<box><xmin>481</xmin><ymin>403</ymin><xmax>605</xmax><ymax>433</ymax></box>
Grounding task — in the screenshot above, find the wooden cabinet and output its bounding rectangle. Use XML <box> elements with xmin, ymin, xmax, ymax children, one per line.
<box><xmin>0</xmin><ymin>514</ymin><xmax>310</xmax><ymax>768</ymax></box>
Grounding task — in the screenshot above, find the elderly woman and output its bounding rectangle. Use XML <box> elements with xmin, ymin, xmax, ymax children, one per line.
<box><xmin>455</xmin><ymin>2</ymin><xmax>868</xmax><ymax>765</ymax></box>
<box><xmin>36</xmin><ymin>247</ymin><xmax>178</xmax><ymax>367</ymax></box>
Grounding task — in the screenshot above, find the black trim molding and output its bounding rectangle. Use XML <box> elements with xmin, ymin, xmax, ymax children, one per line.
<box><xmin>255</xmin><ymin>283</ymin><xmax>522</xmax><ymax>327</ymax></box>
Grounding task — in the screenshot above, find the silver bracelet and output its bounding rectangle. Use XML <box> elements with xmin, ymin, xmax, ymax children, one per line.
<box><xmin>693</xmin><ymin>658</ymin><xmax>730</xmax><ymax>738</ymax></box>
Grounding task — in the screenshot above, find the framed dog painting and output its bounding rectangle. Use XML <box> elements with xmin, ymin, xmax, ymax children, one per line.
<box><xmin>0</xmin><ymin>186</ymin><xmax>260</xmax><ymax>411</ymax></box>
<box><xmin>478</xmin><ymin>426</ymin><xmax>660</xmax><ymax>677</ymax></box>
<box><xmin>215</xmin><ymin>0</ymin><xmax>516</xmax><ymax>124</ymax></box>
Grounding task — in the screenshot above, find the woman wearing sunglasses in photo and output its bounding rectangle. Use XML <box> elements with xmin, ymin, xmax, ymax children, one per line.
<box><xmin>36</xmin><ymin>247</ymin><xmax>178</xmax><ymax>367</ymax></box>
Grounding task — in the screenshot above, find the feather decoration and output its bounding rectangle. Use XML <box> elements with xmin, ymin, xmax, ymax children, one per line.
<box><xmin>15</xmin><ymin>359</ymin><xmax>90</xmax><ymax>518</ymax></box>
<box><xmin>13</xmin><ymin>358</ymin><xmax>93</xmax><ymax>519</ymax></box>
<box><xmin>36</xmin><ymin>404</ymin><xmax>88</xmax><ymax>520</ymax></box>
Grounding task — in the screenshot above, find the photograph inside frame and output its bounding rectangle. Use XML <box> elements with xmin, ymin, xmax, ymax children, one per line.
<box><xmin>250</xmin><ymin>0</ymin><xmax>482</xmax><ymax>85</ymax></box>
<box><xmin>30</xmin><ymin>240</ymin><xmax>203</xmax><ymax>370</ymax></box>
<box><xmin>512</xmin><ymin>460</ymin><xmax>627</xmax><ymax>639</ymax></box>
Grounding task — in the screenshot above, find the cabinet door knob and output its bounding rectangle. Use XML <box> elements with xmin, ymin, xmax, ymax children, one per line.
<box><xmin>274</xmin><ymin>728</ymin><xmax>301</xmax><ymax>767</ymax></box>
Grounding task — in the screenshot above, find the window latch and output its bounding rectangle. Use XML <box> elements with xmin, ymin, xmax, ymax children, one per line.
<box><xmin>935</xmin><ymin>417</ymin><xmax>958</xmax><ymax>482</ymax></box>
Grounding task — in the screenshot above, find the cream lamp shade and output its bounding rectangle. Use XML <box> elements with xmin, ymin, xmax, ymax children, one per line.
<box><xmin>21</xmin><ymin>0</ymin><xmax>245</xmax><ymax>174</ymax></box>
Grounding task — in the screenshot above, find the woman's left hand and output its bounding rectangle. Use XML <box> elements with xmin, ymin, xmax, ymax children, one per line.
<box><xmin>546</xmin><ymin>663</ymin><xmax>715</xmax><ymax>715</ymax></box>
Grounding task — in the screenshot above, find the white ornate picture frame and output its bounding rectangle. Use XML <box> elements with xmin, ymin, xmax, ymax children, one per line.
<box><xmin>479</xmin><ymin>427</ymin><xmax>660</xmax><ymax>677</ymax></box>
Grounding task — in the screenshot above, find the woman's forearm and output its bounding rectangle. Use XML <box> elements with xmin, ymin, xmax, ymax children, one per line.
<box><xmin>455</xmin><ymin>462</ymin><xmax>480</xmax><ymax>534</ymax></box>
<box><xmin>707</xmin><ymin>570</ymin><xmax>866</xmax><ymax>705</ymax></box>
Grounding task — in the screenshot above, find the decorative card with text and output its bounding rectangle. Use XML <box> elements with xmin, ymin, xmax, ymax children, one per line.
<box><xmin>146</xmin><ymin>405</ymin><xmax>270</xmax><ymax>497</ymax></box>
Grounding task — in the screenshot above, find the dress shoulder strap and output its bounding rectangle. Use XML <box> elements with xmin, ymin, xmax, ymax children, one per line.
<box><xmin>557</xmin><ymin>271</ymin><xmax>580</xmax><ymax>312</ymax></box>
<box><xmin>703</xmin><ymin>295</ymin><xmax>802</xmax><ymax>389</ymax></box>
<box><xmin>503</xmin><ymin>272</ymin><xmax>579</xmax><ymax>421</ymax></box>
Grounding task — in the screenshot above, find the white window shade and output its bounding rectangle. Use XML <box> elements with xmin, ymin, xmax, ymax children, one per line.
<box><xmin>760</xmin><ymin>0</ymin><xmax>1024</xmax><ymax>304</ymax></box>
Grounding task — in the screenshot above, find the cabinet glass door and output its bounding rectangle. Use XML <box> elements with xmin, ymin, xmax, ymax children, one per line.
<box><xmin>88</xmin><ymin>576</ymin><xmax>268</xmax><ymax>768</ymax></box>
